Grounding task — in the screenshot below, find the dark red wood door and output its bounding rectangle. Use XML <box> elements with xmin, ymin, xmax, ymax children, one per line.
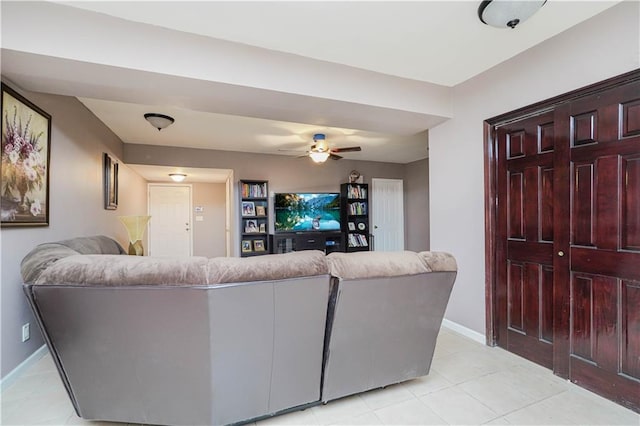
<box><xmin>554</xmin><ymin>80</ymin><xmax>640</xmax><ymax>411</ymax></box>
<box><xmin>496</xmin><ymin>111</ymin><xmax>555</xmax><ymax>369</ymax></box>
<box><xmin>494</xmin><ymin>78</ymin><xmax>640</xmax><ymax>412</ymax></box>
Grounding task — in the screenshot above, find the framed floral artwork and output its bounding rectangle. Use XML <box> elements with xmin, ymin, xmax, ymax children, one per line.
<box><xmin>1</xmin><ymin>84</ymin><xmax>51</xmax><ymax>227</ymax></box>
<box><xmin>103</xmin><ymin>153</ymin><xmax>118</xmax><ymax>210</ymax></box>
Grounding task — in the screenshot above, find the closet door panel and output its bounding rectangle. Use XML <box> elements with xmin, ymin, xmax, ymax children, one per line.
<box><xmin>565</xmin><ymin>82</ymin><xmax>640</xmax><ymax>411</ymax></box>
<box><xmin>496</xmin><ymin>111</ymin><xmax>555</xmax><ymax>369</ymax></box>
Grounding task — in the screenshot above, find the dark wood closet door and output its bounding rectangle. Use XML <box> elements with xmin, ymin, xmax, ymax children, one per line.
<box><xmin>495</xmin><ymin>111</ymin><xmax>555</xmax><ymax>369</ymax></box>
<box><xmin>554</xmin><ymin>80</ymin><xmax>640</xmax><ymax>411</ymax></box>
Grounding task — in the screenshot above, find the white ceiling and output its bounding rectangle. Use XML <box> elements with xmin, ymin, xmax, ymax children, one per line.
<box><xmin>59</xmin><ymin>0</ymin><xmax>618</xmax><ymax>87</ymax></box>
<box><xmin>1</xmin><ymin>1</ymin><xmax>620</xmax><ymax>168</ymax></box>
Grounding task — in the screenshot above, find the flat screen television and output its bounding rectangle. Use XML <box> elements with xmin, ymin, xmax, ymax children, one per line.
<box><xmin>274</xmin><ymin>193</ymin><xmax>341</xmax><ymax>232</ymax></box>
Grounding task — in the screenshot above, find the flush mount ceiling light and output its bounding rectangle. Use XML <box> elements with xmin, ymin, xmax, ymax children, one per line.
<box><xmin>478</xmin><ymin>0</ymin><xmax>546</xmax><ymax>29</ymax></box>
<box><xmin>144</xmin><ymin>113</ymin><xmax>175</xmax><ymax>131</ymax></box>
<box><xmin>169</xmin><ymin>173</ymin><xmax>186</xmax><ymax>182</ymax></box>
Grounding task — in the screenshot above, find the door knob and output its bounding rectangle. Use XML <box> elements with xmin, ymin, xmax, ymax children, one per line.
<box><xmin>558</xmin><ymin>251</ymin><xmax>565</xmax><ymax>257</ymax></box>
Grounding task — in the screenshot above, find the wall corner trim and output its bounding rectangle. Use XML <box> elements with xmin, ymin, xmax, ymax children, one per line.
<box><xmin>1</xmin><ymin>345</ymin><xmax>48</xmax><ymax>391</ymax></box>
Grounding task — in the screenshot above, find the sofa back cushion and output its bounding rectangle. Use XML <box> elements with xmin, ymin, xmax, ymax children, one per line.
<box><xmin>418</xmin><ymin>251</ymin><xmax>457</xmax><ymax>272</ymax></box>
<box><xmin>21</xmin><ymin>235</ymin><xmax>125</xmax><ymax>284</ymax></box>
<box><xmin>326</xmin><ymin>251</ymin><xmax>430</xmax><ymax>279</ymax></box>
<box><xmin>207</xmin><ymin>250</ymin><xmax>328</xmax><ymax>284</ymax></box>
<box><xmin>34</xmin><ymin>255</ymin><xmax>209</xmax><ymax>286</ymax></box>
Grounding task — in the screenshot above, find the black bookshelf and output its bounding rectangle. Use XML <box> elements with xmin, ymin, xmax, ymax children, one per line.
<box><xmin>239</xmin><ymin>180</ymin><xmax>270</xmax><ymax>257</ymax></box>
<box><xmin>340</xmin><ymin>183</ymin><xmax>370</xmax><ymax>252</ymax></box>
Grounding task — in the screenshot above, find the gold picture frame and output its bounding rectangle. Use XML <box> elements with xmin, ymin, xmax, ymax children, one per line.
<box><xmin>253</xmin><ymin>239</ymin><xmax>265</xmax><ymax>251</ymax></box>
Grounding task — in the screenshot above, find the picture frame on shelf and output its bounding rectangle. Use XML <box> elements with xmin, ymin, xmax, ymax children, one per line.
<box><xmin>241</xmin><ymin>240</ymin><xmax>252</xmax><ymax>253</ymax></box>
<box><xmin>259</xmin><ymin>223</ymin><xmax>266</xmax><ymax>233</ymax></box>
<box><xmin>256</xmin><ymin>205</ymin><xmax>266</xmax><ymax>216</ymax></box>
<box><xmin>245</xmin><ymin>219</ymin><xmax>259</xmax><ymax>233</ymax></box>
<box><xmin>253</xmin><ymin>239</ymin><xmax>265</xmax><ymax>251</ymax></box>
<box><xmin>348</xmin><ymin>222</ymin><xmax>356</xmax><ymax>231</ymax></box>
<box><xmin>242</xmin><ymin>201</ymin><xmax>255</xmax><ymax>217</ymax></box>
<box><xmin>1</xmin><ymin>83</ymin><xmax>51</xmax><ymax>227</ymax></box>
<box><xmin>103</xmin><ymin>153</ymin><xmax>118</xmax><ymax>210</ymax></box>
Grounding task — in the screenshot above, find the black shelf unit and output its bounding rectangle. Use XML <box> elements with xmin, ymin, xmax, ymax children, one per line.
<box><xmin>341</xmin><ymin>183</ymin><xmax>370</xmax><ymax>252</ymax></box>
<box><xmin>239</xmin><ymin>180</ymin><xmax>270</xmax><ymax>257</ymax></box>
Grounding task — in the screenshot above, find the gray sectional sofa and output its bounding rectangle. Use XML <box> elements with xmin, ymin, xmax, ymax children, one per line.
<box><xmin>22</xmin><ymin>236</ymin><xmax>457</xmax><ymax>426</ymax></box>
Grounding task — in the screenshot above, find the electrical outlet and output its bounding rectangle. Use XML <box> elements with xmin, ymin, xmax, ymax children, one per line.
<box><xmin>22</xmin><ymin>323</ymin><xmax>30</xmax><ymax>342</ymax></box>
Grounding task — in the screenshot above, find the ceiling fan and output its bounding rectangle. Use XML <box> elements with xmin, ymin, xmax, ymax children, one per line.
<box><xmin>303</xmin><ymin>133</ymin><xmax>362</xmax><ymax>163</ymax></box>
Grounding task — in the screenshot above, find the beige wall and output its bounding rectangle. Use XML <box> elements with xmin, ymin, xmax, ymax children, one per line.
<box><xmin>124</xmin><ymin>143</ymin><xmax>427</xmax><ymax>255</ymax></box>
<box><xmin>192</xmin><ymin>182</ymin><xmax>227</xmax><ymax>258</ymax></box>
<box><xmin>125</xmin><ymin>144</ymin><xmax>408</xmax><ymax>191</ymax></box>
<box><xmin>429</xmin><ymin>2</ymin><xmax>640</xmax><ymax>335</ymax></box>
<box><xmin>405</xmin><ymin>158</ymin><xmax>429</xmax><ymax>252</ymax></box>
<box><xmin>0</xmin><ymin>84</ymin><xmax>147</xmax><ymax>377</ymax></box>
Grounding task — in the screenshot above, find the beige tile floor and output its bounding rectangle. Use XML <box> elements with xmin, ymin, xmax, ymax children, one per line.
<box><xmin>1</xmin><ymin>328</ymin><xmax>638</xmax><ymax>425</ymax></box>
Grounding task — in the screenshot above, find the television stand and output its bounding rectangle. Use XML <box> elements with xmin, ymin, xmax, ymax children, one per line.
<box><xmin>273</xmin><ymin>232</ymin><xmax>344</xmax><ymax>254</ymax></box>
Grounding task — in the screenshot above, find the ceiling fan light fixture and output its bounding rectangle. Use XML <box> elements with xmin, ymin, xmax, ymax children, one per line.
<box><xmin>144</xmin><ymin>113</ymin><xmax>175</xmax><ymax>131</ymax></box>
<box><xmin>478</xmin><ymin>0</ymin><xmax>546</xmax><ymax>29</ymax></box>
<box><xmin>169</xmin><ymin>173</ymin><xmax>186</xmax><ymax>182</ymax></box>
<box><xmin>309</xmin><ymin>151</ymin><xmax>330</xmax><ymax>163</ymax></box>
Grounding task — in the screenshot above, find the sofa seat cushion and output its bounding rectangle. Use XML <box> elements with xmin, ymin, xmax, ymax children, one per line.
<box><xmin>326</xmin><ymin>251</ymin><xmax>430</xmax><ymax>279</ymax></box>
<box><xmin>34</xmin><ymin>255</ymin><xmax>209</xmax><ymax>286</ymax></box>
<box><xmin>207</xmin><ymin>250</ymin><xmax>328</xmax><ymax>283</ymax></box>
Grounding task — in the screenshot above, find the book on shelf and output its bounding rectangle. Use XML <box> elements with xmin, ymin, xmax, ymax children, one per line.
<box><xmin>348</xmin><ymin>233</ymin><xmax>369</xmax><ymax>247</ymax></box>
<box><xmin>348</xmin><ymin>202</ymin><xmax>367</xmax><ymax>215</ymax></box>
<box><xmin>347</xmin><ymin>185</ymin><xmax>367</xmax><ymax>199</ymax></box>
<box><xmin>242</xmin><ymin>182</ymin><xmax>267</xmax><ymax>198</ymax></box>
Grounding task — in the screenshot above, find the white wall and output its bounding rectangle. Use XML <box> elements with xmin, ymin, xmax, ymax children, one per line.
<box><xmin>429</xmin><ymin>2</ymin><xmax>640</xmax><ymax>335</ymax></box>
<box><xmin>0</xmin><ymin>85</ymin><xmax>148</xmax><ymax>377</ymax></box>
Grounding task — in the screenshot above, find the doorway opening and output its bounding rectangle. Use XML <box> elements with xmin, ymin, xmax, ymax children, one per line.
<box><xmin>129</xmin><ymin>165</ymin><xmax>234</xmax><ymax>258</ymax></box>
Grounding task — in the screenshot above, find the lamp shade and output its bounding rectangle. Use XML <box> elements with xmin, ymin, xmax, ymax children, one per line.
<box><xmin>144</xmin><ymin>113</ymin><xmax>175</xmax><ymax>131</ymax></box>
<box><xmin>478</xmin><ymin>0</ymin><xmax>546</xmax><ymax>29</ymax></box>
<box><xmin>169</xmin><ymin>173</ymin><xmax>186</xmax><ymax>182</ymax></box>
<box><xmin>119</xmin><ymin>215</ymin><xmax>151</xmax><ymax>255</ymax></box>
<box><xmin>309</xmin><ymin>151</ymin><xmax>330</xmax><ymax>163</ymax></box>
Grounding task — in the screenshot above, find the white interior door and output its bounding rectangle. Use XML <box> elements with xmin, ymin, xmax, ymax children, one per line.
<box><xmin>371</xmin><ymin>178</ymin><xmax>404</xmax><ymax>251</ymax></box>
<box><xmin>148</xmin><ymin>184</ymin><xmax>192</xmax><ymax>257</ymax></box>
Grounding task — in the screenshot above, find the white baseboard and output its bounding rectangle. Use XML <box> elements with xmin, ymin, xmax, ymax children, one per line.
<box><xmin>1</xmin><ymin>345</ymin><xmax>48</xmax><ymax>391</ymax></box>
<box><xmin>441</xmin><ymin>318</ymin><xmax>486</xmax><ymax>345</ymax></box>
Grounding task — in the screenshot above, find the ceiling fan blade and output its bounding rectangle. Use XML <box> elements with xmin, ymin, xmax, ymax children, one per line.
<box><xmin>329</xmin><ymin>153</ymin><xmax>343</xmax><ymax>160</ymax></box>
<box><xmin>332</xmin><ymin>146</ymin><xmax>362</xmax><ymax>153</ymax></box>
<box><xmin>278</xmin><ymin>148</ymin><xmax>307</xmax><ymax>153</ymax></box>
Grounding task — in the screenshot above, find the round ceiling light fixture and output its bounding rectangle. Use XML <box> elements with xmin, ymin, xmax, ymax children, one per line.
<box><xmin>169</xmin><ymin>173</ymin><xmax>186</xmax><ymax>182</ymax></box>
<box><xmin>478</xmin><ymin>0</ymin><xmax>546</xmax><ymax>29</ymax></box>
<box><xmin>144</xmin><ymin>113</ymin><xmax>175</xmax><ymax>131</ymax></box>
